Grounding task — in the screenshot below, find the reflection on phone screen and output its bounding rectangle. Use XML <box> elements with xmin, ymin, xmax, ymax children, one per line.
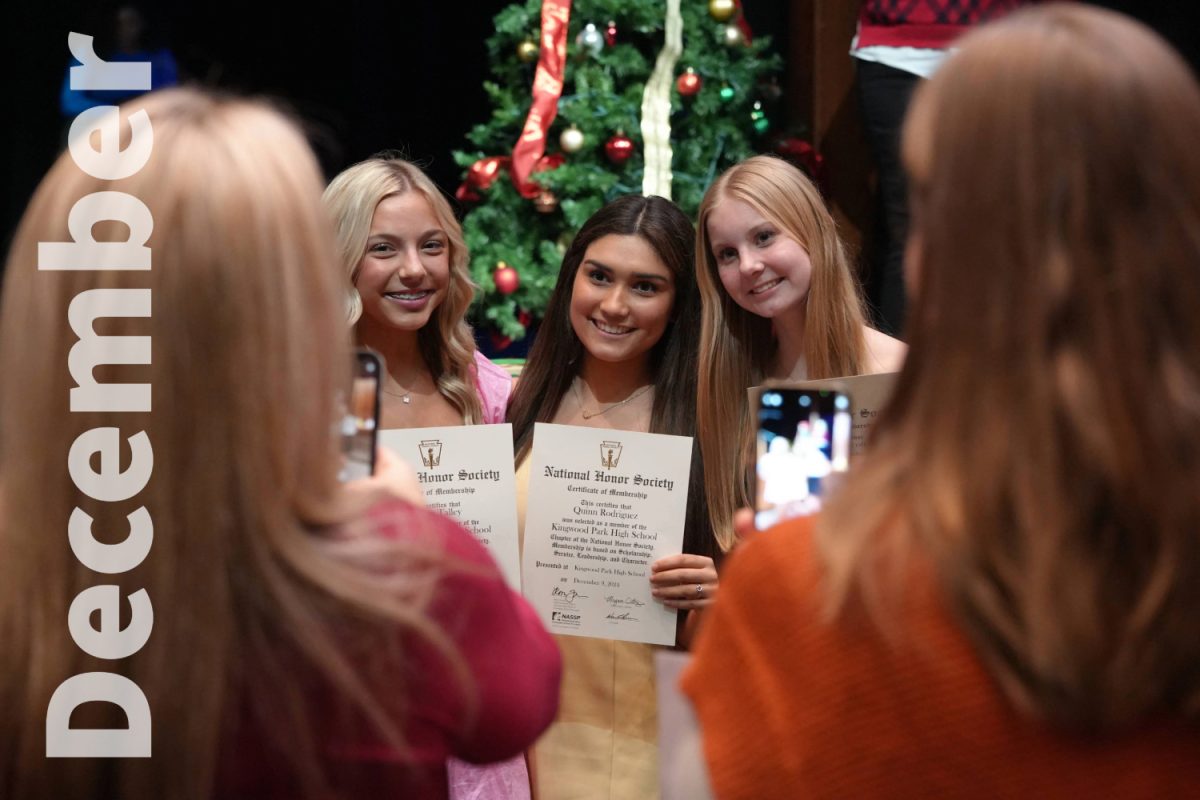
<box><xmin>338</xmin><ymin>352</ymin><xmax>381</xmax><ymax>481</ymax></box>
<box><xmin>755</xmin><ymin>389</ymin><xmax>851</xmax><ymax>529</ymax></box>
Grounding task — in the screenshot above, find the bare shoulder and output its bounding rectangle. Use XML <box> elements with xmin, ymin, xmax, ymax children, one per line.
<box><xmin>862</xmin><ymin>326</ymin><xmax>907</xmax><ymax>374</ymax></box>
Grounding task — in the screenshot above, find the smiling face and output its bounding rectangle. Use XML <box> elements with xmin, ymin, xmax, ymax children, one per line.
<box><xmin>569</xmin><ymin>234</ymin><xmax>677</xmax><ymax>370</ymax></box>
<box><xmin>353</xmin><ymin>191</ymin><xmax>450</xmax><ymax>334</ymax></box>
<box><xmin>705</xmin><ymin>197</ymin><xmax>813</xmax><ymax>320</ymax></box>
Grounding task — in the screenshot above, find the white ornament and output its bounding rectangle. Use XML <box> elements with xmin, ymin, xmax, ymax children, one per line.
<box><xmin>560</xmin><ymin>126</ymin><xmax>585</xmax><ymax>153</ymax></box>
<box><xmin>576</xmin><ymin>23</ymin><xmax>604</xmax><ymax>57</ymax></box>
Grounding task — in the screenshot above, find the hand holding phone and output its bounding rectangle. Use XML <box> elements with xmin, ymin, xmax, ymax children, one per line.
<box><xmin>338</xmin><ymin>349</ymin><xmax>382</xmax><ymax>481</ymax></box>
<box><xmin>754</xmin><ymin>386</ymin><xmax>852</xmax><ymax>529</ymax></box>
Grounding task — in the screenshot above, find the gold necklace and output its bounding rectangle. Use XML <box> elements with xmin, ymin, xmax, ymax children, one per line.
<box><xmin>571</xmin><ymin>379</ymin><xmax>653</xmax><ymax>420</ymax></box>
<box><xmin>381</xmin><ymin>368</ymin><xmax>422</xmax><ymax>405</ymax></box>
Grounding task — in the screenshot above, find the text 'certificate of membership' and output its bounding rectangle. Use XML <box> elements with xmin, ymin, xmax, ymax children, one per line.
<box><xmin>380</xmin><ymin>425</ymin><xmax>521</xmax><ymax>590</ymax></box>
<box><xmin>522</xmin><ymin>422</ymin><xmax>693</xmax><ymax>646</ymax></box>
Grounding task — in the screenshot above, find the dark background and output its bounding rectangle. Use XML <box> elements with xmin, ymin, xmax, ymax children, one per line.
<box><xmin>3</xmin><ymin>1</ymin><xmax>1193</xmax><ymax>260</ymax></box>
<box><xmin>3</xmin><ymin>0</ymin><xmax>788</xmax><ymax>249</ymax></box>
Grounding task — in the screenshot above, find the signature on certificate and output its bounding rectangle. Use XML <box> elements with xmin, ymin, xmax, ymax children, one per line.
<box><xmin>605</xmin><ymin>611</ymin><xmax>639</xmax><ymax>622</ymax></box>
<box><xmin>552</xmin><ymin>587</ymin><xmax>589</xmax><ymax>602</ymax></box>
<box><xmin>603</xmin><ymin>595</ymin><xmax>647</xmax><ymax>608</ymax></box>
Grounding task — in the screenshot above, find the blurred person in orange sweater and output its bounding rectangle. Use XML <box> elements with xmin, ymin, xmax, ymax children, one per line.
<box><xmin>682</xmin><ymin>5</ymin><xmax>1200</xmax><ymax>797</ymax></box>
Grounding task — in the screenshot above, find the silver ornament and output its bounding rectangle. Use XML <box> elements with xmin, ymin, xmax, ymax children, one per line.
<box><xmin>576</xmin><ymin>23</ymin><xmax>604</xmax><ymax>57</ymax></box>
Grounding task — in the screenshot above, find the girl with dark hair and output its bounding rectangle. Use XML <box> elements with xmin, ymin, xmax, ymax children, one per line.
<box><xmin>508</xmin><ymin>194</ymin><xmax>716</xmax><ymax>799</ymax></box>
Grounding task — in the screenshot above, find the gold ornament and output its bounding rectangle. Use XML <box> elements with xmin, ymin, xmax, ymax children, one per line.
<box><xmin>722</xmin><ymin>24</ymin><xmax>745</xmax><ymax>47</ymax></box>
<box><xmin>559</xmin><ymin>125</ymin><xmax>585</xmax><ymax>153</ymax></box>
<box><xmin>534</xmin><ymin>190</ymin><xmax>559</xmax><ymax>214</ymax></box>
<box><xmin>517</xmin><ymin>39</ymin><xmax>538</xmax><ymax>63</ymax></box>
<box><xmin>709</xmin><ymin>0</ymin><xmax>737</xmax><ymax>23</ymax></box>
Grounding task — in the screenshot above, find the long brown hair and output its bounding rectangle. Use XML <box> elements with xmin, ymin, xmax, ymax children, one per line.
<box><xmin>509</xmin><ymin>194</ymin><xmax>716</xmax><ymax>562</ymax></box>
<box><xmin>821</xmin><ymin>5</ymin><xmax>1200</xmax><ymax>730</ymax></box>
<box><xmin>0</xmin><ymin>90</ymin><xmax>464</xmax><ymax>798</ymax></box>
<box><xmin>695</xmin><ymin>155</ymin><xmax>869</xmax><ymax>551</ymax></box>
<box><xmin>323</xmin><ymin>154</ymin><xmax>484</xmax><ymax>423</ymax></box>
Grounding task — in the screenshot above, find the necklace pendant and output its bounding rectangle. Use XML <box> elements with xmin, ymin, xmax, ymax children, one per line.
<box><xmin>402</xmin><ymin>394</ymin><xmax>411</xmax><ymax>404</ymax></box>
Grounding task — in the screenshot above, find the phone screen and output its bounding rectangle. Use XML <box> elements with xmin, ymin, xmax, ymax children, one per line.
<box><xmin>338</xmin><ymin>349</ymin><xmax>382</xmax><ymax>481</ymax></box>
<box><xmin>754</xmin><ymin>387</ymin><xmax>852</xmax><ymax>529</ymax></box>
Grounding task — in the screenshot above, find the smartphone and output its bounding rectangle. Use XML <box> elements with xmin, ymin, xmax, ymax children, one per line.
<box><xmin>754</xmin><ymin>386</ymin><xmax>852</xmax><ymax>529</ymax></box>
<box><xmin>338</xmin><ymin>348</ymin><xmax>382</xmax><ymax>481</ymax></box>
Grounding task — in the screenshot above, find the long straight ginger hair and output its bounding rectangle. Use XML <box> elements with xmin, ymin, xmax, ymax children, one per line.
<box><xmin>0</xmin><ymin>90</ymin><xmax>464</xmax><ymax>798</ymax></box>
<box><xmin>820</xmin><ymin>5</ymin><xmax>1200</xmax><ymax>730</ymax></box>
<box><xmin>695</xmin><ymin>156</ymin><xmax>869</xmax><ymax>551</ymax></box>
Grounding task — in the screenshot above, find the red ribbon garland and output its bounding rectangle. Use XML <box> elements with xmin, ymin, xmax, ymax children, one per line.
<box><xmin>456</xmin><ymin>0</ymin><xmax>572</xmax><ymax>204</ymax></box>
<box><xmin>733</xmin><ymin>0</ymin><xmax>753</xmax><ymax>43</ymax></box>
<box><xmin>511</xmin><ymin>0</ymin><xmax>572</xmax><ymax>198</ymax></box>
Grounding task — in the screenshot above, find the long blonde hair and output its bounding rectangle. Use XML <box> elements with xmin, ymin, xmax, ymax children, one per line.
<box><xmin>322</xmin><ymin>155</ymin><xmax>483</xmax><ymax>423</ymax></box>
<box><xmin>0</xmin><ymin>90</ymin><xmax>465</xmax><ymax>798</ymax></box>
<box><xmin>821</xmin><ymin>5</ymin><xmax>1200</xmax><ymax>730</ymax></box>
<box><xmin>695</xmin><ymin>155</ymin><xmax>868</xmax><ymax>550</ymax></box>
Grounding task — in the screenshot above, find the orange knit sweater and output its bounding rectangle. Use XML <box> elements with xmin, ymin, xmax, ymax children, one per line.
<box><xmin>681</xmin><ymin>516</ymin><xmax>1200</xmax><ymax>799</ymax></box>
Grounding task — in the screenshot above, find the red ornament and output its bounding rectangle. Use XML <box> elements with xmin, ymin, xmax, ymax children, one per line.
<box><xmin>676</xmin><ymin>68</ymin><xmax>703</xmax><ymax>97</ymax></box>
<box><xmin>604</xmin><ymin>132</ymin><xmax>635</xmax><ymax>165</ymax></box>
<box><xmin>534</xmin><ymin>153</ymin><xmax>565</xmax><ymax>174</ymax></box>
<box><xmin>455</xmin><ymin>183</ymin><xmax>481</xmax><ymax>203</ymax></box>
<box><xmin>490</xmin><ymin>331</ymin><xmax>513</xmax><ymax>351</ymax></box>
<box><xmin>773</xmin><ymin>136</ymin><xmax>827</xmax><ymax>193</ymax></box>
<box><xmin>493</xmin><ymin>263</ymin><xmax>520</xmax><ymax>295</ymax></box>
<box><xmin>517</xmin><ymin>309</ymin><xmax>533</xmax><ymax>328</ymax></box>
<box><xmin>604</xmin><ymin>20</ymin><xmax>618</xmax><ymax>46</ymax></box>
<box><xmin>467</xmin><ymin>156</ymin><xmax>509</xmax><ymax>191</ymax></box>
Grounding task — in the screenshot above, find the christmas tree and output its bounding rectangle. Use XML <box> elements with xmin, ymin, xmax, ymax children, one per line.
<box><xmin>454</xmin><ymin>0</ymin><xmax>783</xmax><ymax>347</ymax></box>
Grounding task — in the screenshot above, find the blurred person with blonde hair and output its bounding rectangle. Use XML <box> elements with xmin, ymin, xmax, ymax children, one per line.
<box><xmin>684</xmin><ymin>5</ymin><xmax>1200</xmax><ymax>797</ymax></box>
<box><xmin>0</xmin><ymin>89</ymin><xmax>559</xmax><ymax>800</ymax></box>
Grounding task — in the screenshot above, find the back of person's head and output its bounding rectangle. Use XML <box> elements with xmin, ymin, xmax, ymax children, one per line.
<box><xmin>322</xmin><ymin>154</ymin><xmax>482</xmax><ymax>421</ymax></box>
<box><xmin>823</xmin><ymin>5</ymin><xmax>1200</xmax><ymax>731</ymax></box>
<box><xmin>0</xmin><ymin>89</ymin><xmax>451</xmax><ymax>798</ymax></box>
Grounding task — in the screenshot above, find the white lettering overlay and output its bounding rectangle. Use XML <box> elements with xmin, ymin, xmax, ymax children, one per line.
<box><xmin>43</xmin><ymin>32</ymin><xmax>155</xmax><ymax>759</ymax></box>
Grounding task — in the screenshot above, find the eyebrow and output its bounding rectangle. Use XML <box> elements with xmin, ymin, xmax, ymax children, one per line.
<box><xmin>367</xmin><ymin>228</ymin><xmax>446</xmax><ymax>240</ymax></box>
<box><xmin>583</xmin><ymin>259</ymin><xmax>670</xmax><ymax>282</ymax></box>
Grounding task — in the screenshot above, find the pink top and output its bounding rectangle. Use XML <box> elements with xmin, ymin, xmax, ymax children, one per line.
<box><xmin>215</xmin><ymin>499</ymin><xmax>561</xmax><ymax>799</ymax></box>
<box><xmin>472</xmin><ymin>352</ymin><xmax>512</xmax><ymax>425</ymax></box>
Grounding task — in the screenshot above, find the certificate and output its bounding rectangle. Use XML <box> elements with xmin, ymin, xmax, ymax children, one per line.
<box><xmin>379</xmin><ymin>425</ymin><xmax>521</xmax><ymax>590</ymax></box>
<box><xmin>522</xmin><ymin>423</ymin><xmax>693</xmax><ymax>646</ymax></box>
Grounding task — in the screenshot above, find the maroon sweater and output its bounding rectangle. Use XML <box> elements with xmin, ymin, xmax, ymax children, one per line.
<box><xmin>215</xmin><ymin>500</ymin><xmax>562</xmax><ymax>799</ymax></box>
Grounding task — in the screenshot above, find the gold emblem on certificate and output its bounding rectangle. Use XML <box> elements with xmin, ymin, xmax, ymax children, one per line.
<box><xmin>523</xmin><ymin>423</ymin><xmax>693</xmax><ymax>645</ymax></box>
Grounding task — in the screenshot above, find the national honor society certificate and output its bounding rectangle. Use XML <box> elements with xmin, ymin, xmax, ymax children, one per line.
<box><xmin>522</xmin><ymin>423</ymin><xmax>693</xmax><ymax>646</ymax></box>
<box><xmin>379</xmin><ymin>425</ymin><xmax>521</xmax><ymax>590</ymax></box>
